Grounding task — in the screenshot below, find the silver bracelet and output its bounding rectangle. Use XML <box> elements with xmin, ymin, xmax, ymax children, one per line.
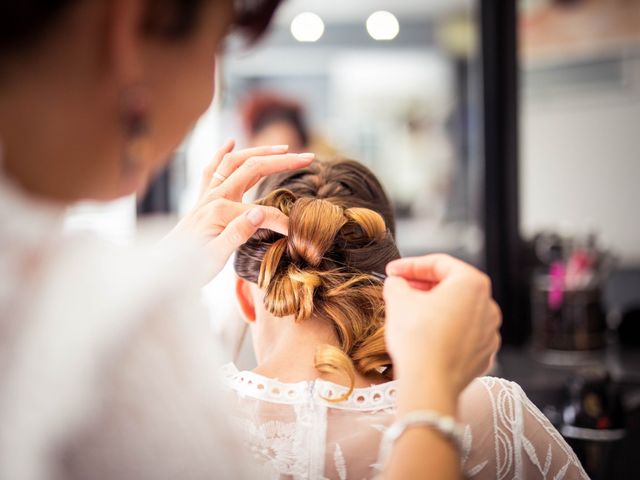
<box><xmin>378</xmin><ymin>410</ymin><xmax>465</xmax><ymax>469</ymax></box>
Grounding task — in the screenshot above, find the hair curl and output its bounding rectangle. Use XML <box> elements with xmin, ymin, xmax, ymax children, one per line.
<box><xmin>235</xmin><ymin>159</ymin><xmax>400</xmax><ymax>401</ymax></box>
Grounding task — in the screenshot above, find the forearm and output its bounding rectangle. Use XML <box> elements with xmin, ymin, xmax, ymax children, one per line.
<box><xmin>384</xmin><ymin>369</ymin><xmax>461</xmax><ymax>480</ymax></box>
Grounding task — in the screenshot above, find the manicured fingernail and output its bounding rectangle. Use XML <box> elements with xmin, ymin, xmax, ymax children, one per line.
<box><xmin>298</xmin><ymin>153</ymin><xmax>315</xmax><ymax>160</ymax></box>
<box><xmin>271</xmin><ymin>145</ymin><xmax>289</xmax><ymax>152</ymax></box>
<box><xmin>246</xmin><ymin>208</ymin><xmax>265</xmax><ymax>226</ymax></box>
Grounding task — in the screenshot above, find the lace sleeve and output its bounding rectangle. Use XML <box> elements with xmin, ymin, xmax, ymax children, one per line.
<box><xmin>458</xmin><ymin>377</ymin><xmax>589</xmax><ymax>480</ymax></box>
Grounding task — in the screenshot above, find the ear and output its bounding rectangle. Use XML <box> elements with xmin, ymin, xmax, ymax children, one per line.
<box><xmin>235</xmin><ymin>277</ymin><xmax>257</xmax><ymax>323</ymax></box>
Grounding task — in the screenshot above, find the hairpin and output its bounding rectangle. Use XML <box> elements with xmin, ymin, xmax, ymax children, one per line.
<box><xmin>369</xmin><ymin>271</ymin><xmax>387</xmax><ymax>282</ymax></box>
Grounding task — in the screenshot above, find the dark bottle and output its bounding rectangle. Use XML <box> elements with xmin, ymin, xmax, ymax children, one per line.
<box><xmin>560</xmin><ymin>368</ymin><xmax>626</xmax><ymax>479</ymax></box>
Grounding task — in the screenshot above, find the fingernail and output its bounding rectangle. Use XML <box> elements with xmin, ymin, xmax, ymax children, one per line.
<box><xmin>298</xmin><ymin>153</ymin><xmax>315</xmax><ymax>160</ymax></box>
<box><xmin>246</xmin><ymin>208</ymin><xmax>265</xmax><ymax>226</ymax></box>
<box><xmin>271</xmin><ymin>145</ymin><xmax>289</xmax><ymax>152</ymax></box>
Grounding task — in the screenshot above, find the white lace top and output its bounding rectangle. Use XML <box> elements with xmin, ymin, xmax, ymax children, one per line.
<box><xmin>222</xmin><ymin>363</ymin><xmax>590</xmax><ymax>480</ymax></box>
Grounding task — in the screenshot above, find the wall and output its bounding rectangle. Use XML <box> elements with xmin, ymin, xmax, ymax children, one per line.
<box><xmin>520</xmin><ymin>58</ymin><xmax>640</xmax><ymax>265</ymax></box>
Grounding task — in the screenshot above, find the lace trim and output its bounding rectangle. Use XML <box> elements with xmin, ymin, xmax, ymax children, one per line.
<box><xmin>221</xmin><ymin>363</ymin><xmax>398</xmax><ymax>411</ymax></box>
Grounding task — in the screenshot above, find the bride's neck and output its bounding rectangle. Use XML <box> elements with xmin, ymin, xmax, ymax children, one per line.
<box><xmin>251</xmin><ymin>314</ymin><xmax>385</xmax><ymax>387</ymax></box>
<box><xmin>251</xmin><ymin>314</ymin><xmax>339</xmax><ymax>382</ymax></box>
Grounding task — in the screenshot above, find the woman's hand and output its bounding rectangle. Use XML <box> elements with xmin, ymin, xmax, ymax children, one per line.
<box><xmin>383</xmin><ymin>254</ymin><xmax>502</xmax><ymax>401</ymax></box>
<box><xmin>169</xmin><ymin>139</ymin><xmax>314</xmax><ymax>280</ymax></box>
<box><xmin>381</xmin><ymin>254</ymin><xmax>501</xmax><ymax>479</ymax></box>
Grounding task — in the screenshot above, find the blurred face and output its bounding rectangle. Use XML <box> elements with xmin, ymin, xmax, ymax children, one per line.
<box><xmin>0</xmin><ymin>0</ymin><xmax>241</xmax><ymax>203</ymax></box>
<box><xmin>250</xmin><ymin>121</ymin><xmax>306</xmax><ymax>153</ymax></box>
<box><xmin>125</xmin><ymin>1</ymin><xmax>234</xmax><ymax>196</ymax></box>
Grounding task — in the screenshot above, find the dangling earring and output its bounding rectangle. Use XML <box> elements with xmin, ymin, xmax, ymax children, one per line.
<box><xmin>119</xmin><ymin>85</ymin><xmax>150</xmax><ymax>175</ymax></box>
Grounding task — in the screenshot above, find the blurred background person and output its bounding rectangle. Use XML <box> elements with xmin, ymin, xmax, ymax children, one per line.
<box><xmin>241</xmin><ymin>91</ymin><xmax>310</xmax><ymax>151</ymax></box>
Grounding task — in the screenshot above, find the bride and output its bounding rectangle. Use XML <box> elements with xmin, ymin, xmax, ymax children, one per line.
<box><xmin>226</xmin><ymin>158</ymin><xmax>589</xmax><ymax>480</ymax></box>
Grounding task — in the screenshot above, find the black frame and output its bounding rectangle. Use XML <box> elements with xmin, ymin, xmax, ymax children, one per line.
<box><xmin>480</xmin><ymin>0</ymin><xmax>526</xmax><ymax>345</ymax></box>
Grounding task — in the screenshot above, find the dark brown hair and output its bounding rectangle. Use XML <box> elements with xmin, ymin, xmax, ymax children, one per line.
<box><xmin>0</xmin><ymin>0</ymin><xmax>282</xmax><ymax>56</ymax></box>
<box><xmin>235</xmin><ymin>159</ymin><xmax>401</xmax><ymax>400</ymax></box>
<box><xmin>241</xmin><ymin>91</ymin><xmax>309</xmax><ymax>147</ymax></box>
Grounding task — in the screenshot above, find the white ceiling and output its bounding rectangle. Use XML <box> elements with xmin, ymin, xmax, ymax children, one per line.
<box><xmin>273</xmin><ymin>0</ymin><xmax>472</xmax><ymax>25</ymax></box>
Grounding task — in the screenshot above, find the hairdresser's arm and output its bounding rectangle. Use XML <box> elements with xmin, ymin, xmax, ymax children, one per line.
<box><xmin>382</xmin><ymin>254</ymin><xmax>502</xmax><ymax>480</ymax></box>
<box><xmin>167</xmin><ymin>140</ymin><xmax>314</xmax><ymax>280</ymax></box>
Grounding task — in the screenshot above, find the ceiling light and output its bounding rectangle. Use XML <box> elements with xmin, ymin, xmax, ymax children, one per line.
<box><xmin>366</xmin><ymin>11</ymin><xmax>400</xmax><ymax>41</ymax></box>
<box><xmin>290</xmin><ymin>12</ymin><xmax>324</xmax><ymax>43</ymax></box>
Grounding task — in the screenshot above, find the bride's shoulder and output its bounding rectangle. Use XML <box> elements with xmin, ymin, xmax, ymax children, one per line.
<box><xmin>457</xmin><ymin>375</ymin><xmax>561</xmax><ymax>438</ymax></box>
<box><xmin>457</xmin><ymin>379</ymin><xmax>589</xmax><ymax>479</ymax></box>
<box><xmin>459</xmin><ymin>376</ymin><xmax>528</xmax><ymax>416</ymax></box>
<box><xmin>465</xmin><ymin>375</ymin><xmax>521</xmax><ymax>392</ymax></box>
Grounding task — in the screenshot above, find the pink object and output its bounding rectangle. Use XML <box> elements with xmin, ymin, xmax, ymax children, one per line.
<box><xmin>548</xmin><ymin>261</ymin><xmax>566</xmax><ymax>310</ymax></box>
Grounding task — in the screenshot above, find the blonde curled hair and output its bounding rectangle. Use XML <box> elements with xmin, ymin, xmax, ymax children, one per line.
<box><xmin>235</xmin><ymin>159</ymin><xmax>400</xmax><ymax>401</ymax></box>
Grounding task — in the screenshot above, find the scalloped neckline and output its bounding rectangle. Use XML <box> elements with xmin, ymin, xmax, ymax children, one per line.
<box><xmin>222</xmin><ymin>363</ymin><xmax>399</xmax><ymax>411</ymax></box>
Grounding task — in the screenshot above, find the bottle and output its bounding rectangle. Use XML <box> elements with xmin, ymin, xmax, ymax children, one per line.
<box><xmin>561</xmin><ymin>368</ymin><xmax>625</xmax><ymax>479</ymax></box>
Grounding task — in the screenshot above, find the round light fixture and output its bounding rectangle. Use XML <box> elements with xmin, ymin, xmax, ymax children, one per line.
<box><xmin>366</xmin><ymin>11</ymin><xmax>400</xmax><ymax>41</ymax></box>
<box><xmin>290</xmin><ymin>12</ymin><xmax>324</xmax><ymax>42</ymax></box>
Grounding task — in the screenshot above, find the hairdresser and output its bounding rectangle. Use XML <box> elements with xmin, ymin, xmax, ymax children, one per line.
<box><xmin>0</xmin><ymin>1</ymin><xmax>500</xmax><ymax>479</ymax></box>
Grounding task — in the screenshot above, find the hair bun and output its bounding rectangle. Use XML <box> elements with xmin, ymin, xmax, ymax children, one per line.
<box><xmin>257</xmin><ymin>193</ymin><xmax>349</xmax><ymax>322</ymax></box>
<box><xmin>340</xmin><ymin>207</ymin><xmax>386</xmax><ymax>245</ymax></box>
<box><xmin>257</xmin><ymin>189</ymin><xmax>388</xmax><ymax>270</ymax></box>
<box><xmin>260</xmin><ymin>261</ymin><xmax>321</xmax><ymax>323</ymax></box>
<box><xmin>256</xmin><ymin>190</ymin><xmax>391</xmax><ymax>324</ymax></box>
<box><xmin>287</xmin><ymin>197</ymin><xmax>346</xmax><ymax>267</ymax></box>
